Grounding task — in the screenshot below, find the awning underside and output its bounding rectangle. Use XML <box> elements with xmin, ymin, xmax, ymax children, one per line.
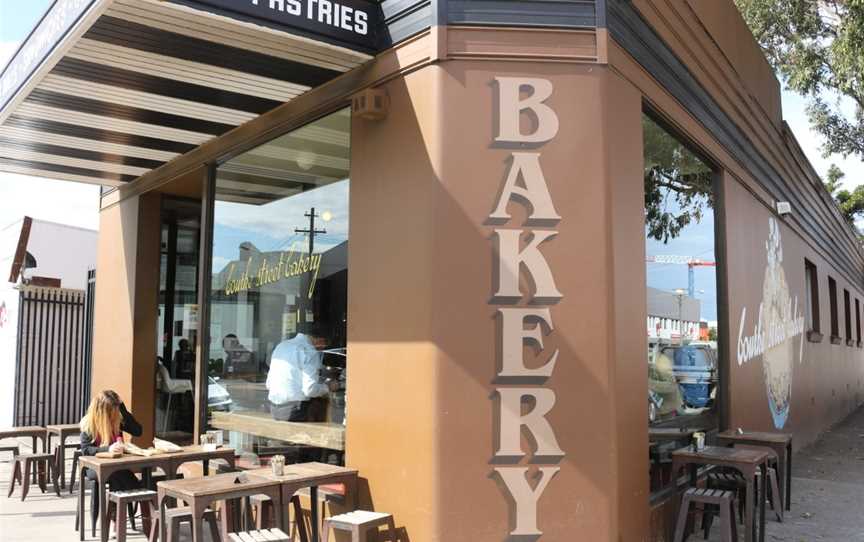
<box><xmin>0</xmin><ymin>0</ymin><xmax>370</xmax><ymax>187</ymax></box>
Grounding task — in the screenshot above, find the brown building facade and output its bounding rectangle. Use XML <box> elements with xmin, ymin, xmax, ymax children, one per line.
<box><xmin>2</xmin><ymin>0</ymin><xmax>863</xmax><ymax>540</ymax></box>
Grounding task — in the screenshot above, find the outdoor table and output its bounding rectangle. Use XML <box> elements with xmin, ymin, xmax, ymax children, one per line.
<box><xmin>0</xmin><ymin>426</ymin><xmax>48</xmax><ymax>453</ymax></box>
<box><xmin>716</xmin><ymin>430</ymin><xmax>792</xmax><ymax>512</ymax></box>
<box><xmin>648</xmin><ymin>427</ymin><xmax>706</xmax><ymax>442</ymax></box>
<box><xmin>248</xmin><ymin>461</ymin><xmax>359</xmax><ymax>542</ymax></box>
<box><xmin>672</xmin><ymin>445</ymin><xmax>770</xmax><ymax>542</ymax></box>
<box><xmin>157</xmin><ymin>471</ymin><xmax>283</xmax><ymax>542</ymax></box>
<box><xmin>0</xmin><ymin>426</ymin><xmax>48</xmax><ymax>484</ymax></box>
<box><xmin>78</xmin><ymin>445</ymin><xmax>235</xmax><ymax>542</ymax></box>
<box><xmin>45</xmin><ymin>423</ymin><xmax>81</xmax><ymax>489</ymax></box>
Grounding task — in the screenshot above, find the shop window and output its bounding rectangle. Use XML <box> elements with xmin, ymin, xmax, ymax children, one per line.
<box><xmin>804</xmin><ymin>260</ymin><xmax>821</xmax><ymax>342</ymax></box>
<box><xmin>643</xmin><ymin>113</ymin><xmax>718</xmax><ymax>495</ymax></box>
<box><xmin>845</xmin><ymin>290</ymin><xmax>853</xmax><ymax>346</ymax></box>
<box><xmin>829</xmin><ymin>277</ymin><xmax>840</xmax><ymax>343</ymax></box>
<box><xmin>856</xmin><ymin>298</ymin><xmax>861</xmax><ymax>347</ymax></box>
<box><xmin>205</xmin><ymin>109</ymin><xmax>350</xmax><ymax>467</ymax></box>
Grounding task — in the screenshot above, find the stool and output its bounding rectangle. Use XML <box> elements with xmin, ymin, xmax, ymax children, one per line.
<box><xmin>707</xmin><ymin>471</ymin><xmax>747</xmax><ymax>522</ymax></box>
<box><xmin>755</xmin><ymin>466</ymin><xmax>783</xmax><ymax>522</ymax></box>
<box><xmin>108</xmin><ymin>489</ymin><xmax>157</xmax><ymax>542</ymax></box>
<box><xmin>7</xmin><ymin>452</ymin><xmax>59</xmax><ymax>500</ymax></box>
<box><xmin>674</xmin><ymin>488</ymin><xmax>737</xmax><ymax>542</ymax></box>
<box><xmin>736</xmin><ymin>444</ymin><xmax>783</xmax><ymax>522</ymax></box>
<box><xmin>322</xmin><ymin>511</ymin><xmax>396</xmax><ymax>542</ymax></box>
<box><xmin>229</xmin><ymin>528</ymin><xmax>290</xmax><ymax>541</ymax></box>
<box><xmin>0</xmin><ymin>444</ymin><xmax>19</xmax><ymax>460</ymax></box>
<box><xmin>149</xmin><ymin>506</ymin><xmax>220</xmax><ymax>542</ymax></box>
<box><xmin>69</xmin><ymin>450</ymin><xmax>82</xmax><ymax>494</ymax></box>
<box><xmin>51</xmin><ymin>442</ymin><xmax>79</xmax><ymax>489</ymax></box>
<box><xmin>250</xmin><ymin>493</ymin><xmax>308</xmax><ymax>541</ymax></box>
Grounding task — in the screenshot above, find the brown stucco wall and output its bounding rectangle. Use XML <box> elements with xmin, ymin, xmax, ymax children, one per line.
<box><xmin>346</xmin><ymin>50</ymin><xmax>649</xmax><ymax>539</ymax></box>
<box><xmin>91</xmin><ymin>192</ymin><xmax>160</xmax><ymax>443</ymax></box>
<box><xmin>724</xmin><ymin>176</ymin><xmax>864</xmax><ymax>446</ymax></box>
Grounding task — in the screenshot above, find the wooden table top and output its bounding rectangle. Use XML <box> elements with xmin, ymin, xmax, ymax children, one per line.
<box><xmin>45</xmin><ymin>424</ymin><xmax>81</xmax><ymax>433</ymax></box>
<box><xmin>248</xmin><ymin>462</ymin><xmax>358</xmax><ymax>484</ymax></box>
<box><xmin>79</xmin><ymin>446</ymin><xmax>235</xmax><ymax>469</ymax></box>
<box><xmin>158</xmin><ymin>471</ymin><xmax>278</xmax><ymax>499</ymax></box>
<box><xmin>0</xmin><ymin>426</ymin><xmax>46</xmax><ymax>439</ymax></box>
<box><xmin>673</xmin><ymin>445</ymin><xmax>771</xmax><ymax>466</ymax></box>
<box><xmin>648</xmin><ymin>427</ymin><xmax>707</xmax><ymax>441</ymax></box>
<box><xmin>716</xmin><ymin>430</ymin><xmax>792</xmax><ymax>444</ymax></box>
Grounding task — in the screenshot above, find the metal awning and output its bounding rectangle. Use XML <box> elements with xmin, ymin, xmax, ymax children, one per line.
<box><xmin>0</xmin><ymin>0</ymin><xmax>373</xmax><ymax>186</ymax></box>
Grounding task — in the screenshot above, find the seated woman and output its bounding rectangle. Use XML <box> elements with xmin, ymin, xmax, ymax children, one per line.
<box><xmin>80</xmin><ymin>390</ymin><xmax>143</xmax><ymax>493</ymax></box>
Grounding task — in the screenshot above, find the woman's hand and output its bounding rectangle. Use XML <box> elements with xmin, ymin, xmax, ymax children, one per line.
<box><xmin>109</xmin><ymin>441</ymin><xmax>126</xmax><ymax>454</ymax></box>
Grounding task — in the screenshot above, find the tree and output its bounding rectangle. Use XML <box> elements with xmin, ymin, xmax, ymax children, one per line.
<box><xmin>643</xmin><ymin>115</ymin><xmax>714</xmax><ymax>243</ymax></box>
<box><xmin>735</xmin><ymin>0</ymin><xmax>864</xmax><ymax>160</ymax></box>
<box><xmin>821</xmin><ymin>163</ymin><xmax>864</xmax><ymax>224</ymax></box>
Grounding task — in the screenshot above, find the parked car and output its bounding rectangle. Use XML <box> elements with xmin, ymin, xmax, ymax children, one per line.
<box><xmin>208</xmin><ymin>377</ymin><xmax>232</xmax><ymax>411</ymax></box>
<box><xmin>662</xmin><ymin>343</ymin><xmax>718</xmax><ymax>409</ymax></box>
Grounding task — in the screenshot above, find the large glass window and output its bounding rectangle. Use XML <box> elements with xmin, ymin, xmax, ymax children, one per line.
<box><xmin>643</xmin><ymin>114</ymin><xmax>719</xmax><ymax>494</ymax></box>
<box><xmin>206</xmin><ymin>109</ymin><xmax>350</xmax><ymax>468</ymax></box>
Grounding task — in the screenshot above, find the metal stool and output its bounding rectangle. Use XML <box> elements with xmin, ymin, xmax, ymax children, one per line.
<box><xmin>0</xmin><ymin>444</ymin><xmax>19</xmax><ymax>460</ymax></box>
<box><xmin>69</xmin><ymin>449</ymin><xmax>82</xmax><ymax>494</ymax></box>
<box><xmin>322</xmin><ymin>511</ymin><xmax>396</xmax><ymax>542</ymax></box>
<box><xmin>7</xmin><ymin>452</ymin><xmax>59</xmax><ymax>500</ymax></box>
<box><xmin>148</xmin><ymin>505</ymin><xmax>221</xmax><ymax>542</ymax></box>
<box><xmin>250</xmin><ymin>492</ymin><xmax>308</xmax><ymax>541</ymax></box>
<box><xmin>229</xmin><ymin>528</ymin><xmax>290</xmax><ymax>541</ymax></box>
<box><xmin>674</xmin><ymin>488</ymin><xmax>737</xmax><ymax>542</ymax></box>
<box><xmin>108</xmin><ymin>489</ymin><xmax>157</xmax><ymax>542</ymax></box>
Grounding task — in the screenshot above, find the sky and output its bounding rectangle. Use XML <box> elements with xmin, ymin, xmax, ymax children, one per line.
<box><xmin>0</xmin><ymin>0</ymin><xmax>100</xmax><ymax>232</ymax></box>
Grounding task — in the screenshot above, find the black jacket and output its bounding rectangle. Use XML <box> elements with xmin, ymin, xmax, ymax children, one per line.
<box><xmin>79</xmin><ymin>403</ymin><xmax>143</xmax><ymax>456</ymax></box>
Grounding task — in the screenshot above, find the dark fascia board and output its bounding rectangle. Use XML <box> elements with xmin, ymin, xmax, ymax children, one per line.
<box><xmin>606</xmin><ymin>0</ymin><xmax>864</xmax><ymax>291</ymax></box>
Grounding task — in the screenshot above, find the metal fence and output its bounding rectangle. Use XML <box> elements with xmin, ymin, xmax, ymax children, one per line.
<box><xmin>13</xmin><ymin>284</ymin><xmax>91</xmax><ymax>426</ymax></box>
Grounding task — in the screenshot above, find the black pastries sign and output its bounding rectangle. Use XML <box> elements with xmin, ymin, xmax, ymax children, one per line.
<box><xmin>176</xmin><ymin>0</ymin><xmax>381</xmax><ymax>51</ymax></box>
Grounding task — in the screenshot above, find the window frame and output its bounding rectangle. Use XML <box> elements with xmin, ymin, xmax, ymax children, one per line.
<box><xmin>804</xmin><ymin>259</ymin><xmax>822</xmax><ymax>342</ymax></box>
<box><xmin>829</xmin><ymin>276</ymin><xmax>841</xmax><ymax>344</ymax></box>
<box><xmin>845</xmin><ymin>289</ymin><xmax>853</xmax><ymax>346</ymax></box>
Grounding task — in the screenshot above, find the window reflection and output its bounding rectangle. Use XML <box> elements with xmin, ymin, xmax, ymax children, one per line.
<box><xmin>207</xmin><ymin>109</ymin><xmax>350</xmax><ymax>468</ymax></box>
<box><xmin>644</xmin><ymin>114</ymin><xmax>719</xmax><ymax>494</ymax></box>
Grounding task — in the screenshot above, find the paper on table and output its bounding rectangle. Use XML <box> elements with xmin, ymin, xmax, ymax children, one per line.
<box><xmin>153</xmin><ymin>438</ymin><xmax>183</xmax><ymax>453</ymax></box>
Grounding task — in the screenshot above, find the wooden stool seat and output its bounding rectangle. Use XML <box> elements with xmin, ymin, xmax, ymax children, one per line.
<box><xmin>7</xmin><ymin>452</ymin><xmax>59</xmax><ymax>500</ymax></box>
<box><xmin>674</xmin><ymin>488</ymin><xmax>737</xmax><ymax>542</ymax></box>
<box><xmin>228</xmin><ymin>528</ymin><xmax>290</xmax><ymax>541</ymax></box>
<box><xmin>322</xmin><ymin>511</ymin><xmax>396</xmax><ymax>542</ymax></box>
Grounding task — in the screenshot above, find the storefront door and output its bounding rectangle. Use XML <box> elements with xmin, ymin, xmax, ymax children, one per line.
<box><xmin>156</xmin><ymin>198</ymin><xmax>201</xmax><ymax>442</ymax></box>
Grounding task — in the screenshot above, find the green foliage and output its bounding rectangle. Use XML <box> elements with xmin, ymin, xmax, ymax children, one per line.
<box><xmin>824</xmin><ymin>163</ymin><xmax>845</xmax><ymax>195</ymax></box>
<box><xmin>735</xmin><ymin>0</ymin><xmax>864</xmax><ymax>159</ymax></box>
<box><xmin>643</xmin><ymin>116</ymin><xmax>714</xmax><ymax>243</ymax></box>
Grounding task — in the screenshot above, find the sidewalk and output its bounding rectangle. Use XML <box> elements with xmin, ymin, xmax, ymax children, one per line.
<box><xmin>704</xmin><ymin>405</ymin><xmax>864</xmax><ymax>542</ymax></box>
<box><xmin>3</xmin><ymin>408</ymin><xmax>864</xmax><ymax>541</ymax></box>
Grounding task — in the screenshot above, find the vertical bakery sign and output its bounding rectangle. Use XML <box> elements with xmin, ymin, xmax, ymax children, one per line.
<box><xmin>489</xmin><ymin>77</ymin><xmax>563</xmax><ymax>537</ymax></box>
<box><xmin>736</xmin><ymin>217</ymin><xmax>805</xmax><ymax>429</ymax></box>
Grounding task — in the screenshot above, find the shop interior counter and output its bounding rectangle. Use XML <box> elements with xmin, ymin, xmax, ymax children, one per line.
<box><xmin>210</xmin><ymin>410</ymin><xmax>345</xmax><ymax>451</ymax></box>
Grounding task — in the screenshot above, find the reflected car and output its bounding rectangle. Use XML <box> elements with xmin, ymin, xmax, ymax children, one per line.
<box><xmin>208</xmin><ymin>377</ymin><xmax>232</xmax><ymax>411</ymax></box>
<box><xmin>661</xmin><ymin>344</ymin><xmax>718</xmax><ymax>409</ymax></box>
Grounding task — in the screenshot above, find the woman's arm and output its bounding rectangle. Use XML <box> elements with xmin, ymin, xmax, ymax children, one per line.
<box><xmin>119</xmin><ymin>403</ymin><xmax>143</xmax><ymax>437</ymax></box>
<box><xmin>79</xmin><ymin>431</ymin><xmax>108</xmax><ymax>456</ymax></box>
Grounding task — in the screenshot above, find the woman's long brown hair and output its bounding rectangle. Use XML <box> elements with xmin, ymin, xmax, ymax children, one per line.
<box><xmin>80</xmin><ymin>390</ymin><xmax>122</xmax><ymax>446</ymax></box>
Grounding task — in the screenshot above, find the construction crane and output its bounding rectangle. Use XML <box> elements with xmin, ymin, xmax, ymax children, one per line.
<box><xmin>646</xmin><ymin>255</ymin><xmax>716</xmax><ymax>297</ymax></box>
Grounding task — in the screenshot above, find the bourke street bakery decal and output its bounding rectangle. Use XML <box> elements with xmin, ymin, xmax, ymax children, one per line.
<box><xmin>489</xmin><ymin>77</ymin><xmax>564</xmax><ymax>537</ymax></box>
<box><xmin>737</xmin><ymin>218</ymin><xmax>804</xmax><ymax>429</ymax></box>
<box><xmin>224</xmin><ymin>242</ymin><xmax>322</xmax><ymax>298</ymax></box>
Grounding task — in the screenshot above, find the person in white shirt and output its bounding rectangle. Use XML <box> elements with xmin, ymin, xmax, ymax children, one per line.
<box><xmin>266</xmin><ymin>325</ymin><xmax>330</xmax><ymax>421</ymax></box>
